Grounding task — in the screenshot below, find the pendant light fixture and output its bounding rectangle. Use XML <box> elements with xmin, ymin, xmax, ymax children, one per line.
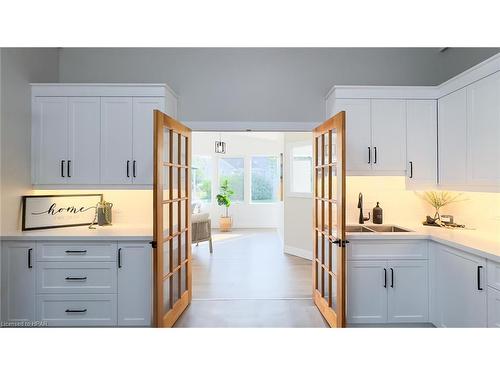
<box><xmin>215</xmin><ymin>133</ymin><xmax>226</xmax><ymax>154</ymax></box>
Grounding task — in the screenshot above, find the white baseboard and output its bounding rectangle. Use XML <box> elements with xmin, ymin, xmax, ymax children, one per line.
<box><xmin>284</xmin><ymin>245</ymin><xmax>313</xmax><ymax>260</ymax></box>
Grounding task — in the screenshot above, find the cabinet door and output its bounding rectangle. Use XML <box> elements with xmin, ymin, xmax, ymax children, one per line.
<box><xmin>100</xmin><ymin>97</ymin><xmax>133</xmax><ymax>184</ymax></box>
<box><xmin>406</xmin><ymin>100</ymin><xmax>437</xmax><ymax>188</ymax></box>
<box><xmin>466</xmin><ymin>71</ymin><xmax>500</xmax><ymax>187</ymax></box>
<box><xmin>371</xmin><ymin>99</ymin><xmax>406</xmax><ymax>173</ymax></box>
<box><xmin>333</xmin><ymin>99</ymin><xmax>371</xmax><ymax>173</ymax></box>
<box><xmin>132</xmin><ymin>97</ymin><xmax>165</xmax><ymax>185</ymax></box>
<box><xmin>435</xmin><ymin>245</ymin><xmax>487</xmax><ymax>327</ymax></box>
<box><xmin>68</xmin><ymin>97</ymin><xmax>100</xmax><ymax>184</ymax></box>
<box><xmin>347</xmin><ymin>261</ymin><xmax>387</xmax><ymax>324</ymax></box>
<box><xmin>438</xmin><ymin>89</ymin><xmax>467</xmax><ymax>186</ymax></box>
<box><xmin>33</xmin><ymin>97</ymin><xmax>68</xmax><ymax>184</ymax></box>
<box><xmin>387</xmin><ymin>260</ymin><xmax>428</xmax><ymax>323</ymax></box>
<box><xmin>117</xmin><ymin>243</ymin><xmax>152</xmax><ymax>326</ymax></box>
<box><xmin>488</xmin><ymin>287</ymin><xmax>500</xmax><ymax>328</ymax></box>
<box><xmin>1</xmin><ymin>242</ymin><xmax>36</xmax><ymax>322</ymax></box>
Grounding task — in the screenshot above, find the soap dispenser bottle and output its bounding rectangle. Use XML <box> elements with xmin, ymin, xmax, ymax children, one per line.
<box><xmin>373</xmin><ymin>202</ymin><xmax>383</xmax><ymax>224</ymax></box>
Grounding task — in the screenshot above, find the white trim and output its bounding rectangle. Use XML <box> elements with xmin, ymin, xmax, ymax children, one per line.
<box><xmin>184</xmin><ymin>121</ymin><xmax>316</xmax><ymax>132</ymax></box>
<box><xmin>284</xmin><ymin>245</ymin><xmax>313</xmax><ymax>260</ymax></box>
<box><xmin>31</xmin><ymin>83</ymin><xmax>175</xmax><ymax>98</ymax></box>
<box><xmin>326</xmin><ymin>53</ymin><xmax>500</xmax><ymax>102</ymax></box>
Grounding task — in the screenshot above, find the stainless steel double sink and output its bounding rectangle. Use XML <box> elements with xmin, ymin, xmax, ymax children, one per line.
<box><xmin>346</xmin><ymin>225</ymin><xmax>413</xmax><ymax>233</ymax></box>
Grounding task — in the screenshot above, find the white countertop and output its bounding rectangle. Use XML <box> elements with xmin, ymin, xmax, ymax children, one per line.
<box><xmin>346</xmin><ymin>223</ymin><xmax>500</xmax><ymax>262</ymax></box>
<box><xmin>0</xmin><ymin>225</ymin><xmax>153</xmax><ymax>241</ymax></box>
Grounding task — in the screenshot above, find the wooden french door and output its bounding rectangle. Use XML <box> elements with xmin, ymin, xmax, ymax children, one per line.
<box><xmin>153</xmin><ymin>110</ymin><xmax>192</xmax><ymax>327</ymax></box>
<box><xmin>312</xmin><ymin>111</ymin><xmax>347</xmax><ymax>328</ymax></box>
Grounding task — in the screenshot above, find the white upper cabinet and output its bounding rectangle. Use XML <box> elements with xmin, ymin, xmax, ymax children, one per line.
<box><xmin>68</xmin><ymin>97</ymin><xmax>101</xmax><ymax>184</ymax></box>
<box><xmin>466</xmin><ymin>71</ymin><xmax>500</xmax><ymax>187</ymax></box>
<box><xmin>31</xmin><ymin>84</ymin><xmax>177</xmax><ymax>187</ymax></box>
<box><xmin>132</xmin><ymin>98</ymin><xmax>165</xmax><ymax>185</ymax></box>
<box><xmin>371</xmin><ymin>100</ymin><xmax>406</xmax><ymax>173</ymax></box>
<box><xmin>438</xmin><ymin>88</ymin><xmax>467</xmax><ymax>187</ymax></box>
<box><xmin>33</xmin><ymin>97</ymin><xmax>69</xmax><ymax>184</ymax></box>
<box><xmin>332</xmin><ymin>98</ymin><xmax>406</xmax><ymax>175</ymax></box>
<box><xmin>406</xmin><ymin>100</ymin><xmax>437</xmax><ymax>188</ymax></box>
<box><xmin>333</xmin><ymin>99</ymin><xmax>371</xmax><ymax>172</ymax></box>
<box><xmin>100</xmin><ymin>97</ymin><xmax>134</xmax><ymax>185</ymax></box>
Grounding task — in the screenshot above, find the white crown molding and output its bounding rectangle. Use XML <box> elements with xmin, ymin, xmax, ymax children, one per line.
<box><xmin>183</xmin><ymin>121</ymin><xmax>317</xmax><ymax>132</ymax></box>
<box><xmin>31</xmin><ymin>83</ymin><xmax>177</xmax><ymax>98</ymax></box>
<box><xmin>326</xmin><ymin>53</ymin><xmax>500</xmax><ymax>101</ymax></box>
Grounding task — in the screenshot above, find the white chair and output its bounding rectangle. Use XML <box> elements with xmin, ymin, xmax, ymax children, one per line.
<box><xmin>191</xmin><ymin>212</ymin><xmax>213</xmax><ymax>253</ymax></box>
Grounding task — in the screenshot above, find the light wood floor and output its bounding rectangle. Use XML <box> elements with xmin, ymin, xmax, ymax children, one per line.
<box><xmin>174</xmin><ymin>229</ymin><xmax>328</xmax><ymax>328</ymax></box>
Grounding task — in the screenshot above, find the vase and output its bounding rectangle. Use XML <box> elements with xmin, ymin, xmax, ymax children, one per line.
<box><xmin>219</xmin><ymin>216</ymin><xmax>232</xmax><ymax>232</ymax></box>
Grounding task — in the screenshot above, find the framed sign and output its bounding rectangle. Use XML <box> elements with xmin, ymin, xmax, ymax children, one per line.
<box><xmin>22</xmin><ymin>194</ymin><xmax>103</xmax><ymax>231</ymax></box>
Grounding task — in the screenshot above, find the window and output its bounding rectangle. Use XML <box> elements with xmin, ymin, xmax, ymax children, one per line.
<box><xmin>251</xmin><ymin>156</ymin><xmax>279</xmax><ymax>203</ymax></box>
<box><xmin>219</xmin><ymin>157</ymin><xmax>244</xmax><ymax>202</ymax></box>
<box><xmin>289</xmin><ymin>142</ymin><xmax>313</xmax><ymax>196</ymax></box>
<box><xmin>192</xmin><ymin>155</ymin><xmax>212</xmax><ymax>203</ymax></box>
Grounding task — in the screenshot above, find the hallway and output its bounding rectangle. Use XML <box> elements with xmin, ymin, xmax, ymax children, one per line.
<box><xmin>174</xmin><ymin>229</ymin><xmax>328</xmax><ymax>327</ymax></box>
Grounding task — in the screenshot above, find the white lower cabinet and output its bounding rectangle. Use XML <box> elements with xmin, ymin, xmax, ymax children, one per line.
<box><xmin>347</xmin><ymin>240</ymin><xmax>429</xmax><ymax>325</ymax></box>
<box><xmin>1</xmin><ymin>242</ymin><xmax>36</xmax><ymax>323</ymax></box>
<box><xmin>433</xmin><ymin>243</ymin><xmax>487</xmax><ymax>327</ymax></box>
<box><xmin>387</xmin><ymin>260</ymin><xmax>428</xmax><ymax>323</ymax></box>
<box><xmin>1</xmin><ymin>240</ymin><xmax>152</xmax><ymax>327</ymax></box>
<box><xmin>488</xmin><ymin>287</ymin><xmax>500</xmax><ymax>327</ymax></box>
<box><xmin>117</xmin><ymin>242</ymin><xmax>152</xmax><ymax>326</ymax></box>
<box><xmin>347</xmin><ymin>261</ymin><xmax>388</xmax><ymax>324</ymax></box>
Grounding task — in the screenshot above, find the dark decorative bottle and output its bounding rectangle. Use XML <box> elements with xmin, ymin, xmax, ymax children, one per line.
<box><xmin>373</xmin><ymin>202</ymin><xmax>383</xmax><ymax>224</ymax></box>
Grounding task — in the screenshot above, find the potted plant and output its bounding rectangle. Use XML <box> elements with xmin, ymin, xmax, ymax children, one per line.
<box><xmin>418</xmin><ymin>191</ymin><xmax>466</xmax><ymax>227</ymax></box>
<box><xmin>216</xmin><ymin>178</ymin><xmax>234</xmax><ymax>232</ymax></box>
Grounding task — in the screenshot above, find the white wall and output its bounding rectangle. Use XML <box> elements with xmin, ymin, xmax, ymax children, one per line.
<box><xmin>283</xmin><ymin>132</ymin><xmax>313</xmax><ymax>259</ymax></box>
<box><xmin>58</xmin><ymin>48</ymin><xmax>500</xmax><ymax>122</ymax></box>
<box><xmin>192</xmin><ymin>132</ymin><xmax>284</xmax><ymax>229</ymax></box>
<box><xmin>0</xmin><ymin>49</ymin><xmax>59</xmax><ymax>234</ymax></box>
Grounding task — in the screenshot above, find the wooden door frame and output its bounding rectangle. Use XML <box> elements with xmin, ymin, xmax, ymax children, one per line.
<box><xmin>312</xmin><ymin>111</ymin><xmax>346</xmax><ymax>328</ymax></box>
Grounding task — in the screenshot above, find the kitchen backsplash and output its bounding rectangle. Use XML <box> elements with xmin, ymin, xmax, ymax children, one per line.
<box><xmin>346</xmin><ymin>176</ymin><xmax>500</xmax><ymax>234</ymax></box>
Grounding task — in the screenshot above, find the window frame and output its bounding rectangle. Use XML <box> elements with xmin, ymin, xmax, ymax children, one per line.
<box><xmin>249</xmin><ymin>154</ymin><xmax>280</xmax><ymax>204</ymax></box>
<box><xmin>286</xmin><ymin>140</ymin><xmax>313</xmax><ymax>198</ymax></box>
<box><xmin>191</xmin><ymin>154</ymin><xmax>214</xmax><ymax>204</ymax></box>
<box><xmin>217</xmin><ymin>155</ymin><xmax>246</xmax><ymax>203</ymax></box>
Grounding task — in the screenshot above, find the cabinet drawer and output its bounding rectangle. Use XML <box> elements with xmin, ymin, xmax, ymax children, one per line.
<box><xmin>488</xmin><ymin>260</ymin><xmax>500</xmax><ymax>291</ymax></box>
<box><xmin>36</xmin><ymin>242</ymin><xmax>117</xmax><ymax>262</ymax></box>
<box><xmin>37</xmin><ymin>294</ymin><xmax>117</xmax><ymax>326</ymax></box>
<box><xmin>347</xmin><ymin>241</ymin><xmax>428</xmax><ymax>260</ymax></box>
<box><xmin>37</xmin><ymin>262</ymin><xmax>117</xmax><ymax>294</ymax></box>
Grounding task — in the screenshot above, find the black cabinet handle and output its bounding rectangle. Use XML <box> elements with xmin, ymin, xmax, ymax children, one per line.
<box><xmin>374</xmin><ymin>147</ymin><xmax>377</xmax><ymax>164</ymax></box>
<box><xmin>368</xmin><ymin>147</ymin><xmax>371</xmax><ymax>164</ymax></box>
<box><xmin>390</xmin><ymin>268</ymin><xmax>394</xmax><ymax>288</ymax></box>
<box><xmin>67</xmin><ymin>160</ymin><xmax>71</xmax><ymax>178</ymax></box>
<box><xmin>61</xmin><ymin>160</ymin><xmax>65</xmax><ymax>177</ymax></box>
<box><xmin>118</xmin><ymin>248</ymin><xmax>122</xmax><ymax>268</ymax></box>
<box><xmin>133</xmin><ymin>160</ymin><xmax>137</xmax><ymax>178</ymax></box>
<box><xmin>65</xmin><ymin>276</ymin><xmax>87</xmax><ymax>281</ymax></box>
<box><xmin>383</xmin><ymin>268</ymin><xmax>387</xmax><ymax>288</ymax></box>
<box><xmin>127</xmin><ymin>160</ymin><xmax>130</xmax><ymax>178</ymax></box>
<box><xmin>28</xmin><ymin>248</ymin><xmax>33</xmax><ymax>269</ymax></box>
<box><xmin>65</xmin><ymin>250</ymin><xmax>87</xmax><ymax>254</ymax></box>
<box><xmin>478</xmin><ymin>266</ymin><xmax>483</xmax><ymax>291</ymax></box>
<box><xmin>65</xmin><ymin>309</ymin><xmax>87</xmax><ymax>313</ymax></box>
<box><xmin>409</xmin><ymin>161</ymin><xmax>413</xmax><ymax>179</ymax></box>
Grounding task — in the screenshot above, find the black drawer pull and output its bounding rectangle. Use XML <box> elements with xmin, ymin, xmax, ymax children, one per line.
<box><xmin>61</xmin><ymin>160</ymin><xmax>65</xmax><ymax>178</ymax></box>
<box><xmin>409</xmin><ymin>161</ymin><xmax>413</xmax><ymax>179</ymax></box>
<box><xmin>133</xmin><ymin>160</ymin><xmax>137</xmax><ymax>178</ymax></box>
<box><xmin>390</xmin><ymin>268</ymin><xmax>394</xmax><ymax>288</ymax></box>
<box><xmin>65</xmin><ymin>276</ymin><xmax>87</xmax><ymax>281</ymax></box>
<box><xmin>374</xmin><ymin>147</ymin><xmax>377</xmax><ymax>164</ymax></box>
<box><xmin>65</xmin><ymin>250</ymin><xmax>87</xmax><ymax>254</ymax></box>
<box><xmin>368</xmin><ymin>147</ymin><xmax>371</xmax><ymax>164</ymax></box>
<box><xmin>65</xmin><ymin>309</ymin><xmax>87</xmax><ymax>313</ymax></box>
<box><xmin>477</xmin><ymin>265</ymin><xmax>484</xmax><ymax>291</ymax></box>
<box><xmin>383</xmin><ymin>268</ymin><xmax>387</xmax><ymax>288</ymax></box>
<box><xmin>67</xmin><ymin>160</ymin><xmax>71</xmax><ymax>178</ymax></box>
<box><xmin>28</xmin><ymin>248</ymin><xmax>33</xmax><ymax>269</ymax></box>
<box><xmin>118</xmin><ymin>248</ymin><xmax>122</xmax><ymax>268</ymax></box>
